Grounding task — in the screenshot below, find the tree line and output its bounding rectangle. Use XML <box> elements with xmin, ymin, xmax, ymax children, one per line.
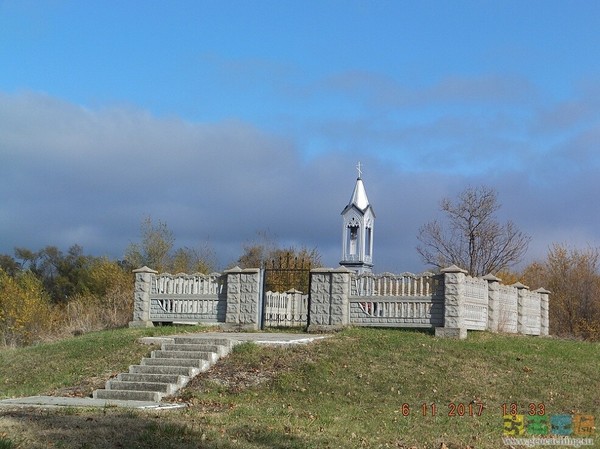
<box><xmin>0</xmin><ymin>218</ymin><xmax>321</xmax><ymax>346</ymax></box>
<box><xmin>2</xmin><ymin>187</ymin><xmax>599</xmax><ymax>345</ymax></box>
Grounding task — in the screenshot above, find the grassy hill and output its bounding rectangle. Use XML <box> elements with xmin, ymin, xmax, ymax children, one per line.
<box><xmin>0</xmin><ymin>327</ymin><xmax>598</xmax><ymax>449</ymax></box>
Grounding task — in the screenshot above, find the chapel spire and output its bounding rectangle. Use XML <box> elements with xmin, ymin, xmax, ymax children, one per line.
<box><xmin>340</xmin><ymin>162</ymin><xmax>375</xmax><ymax>274</ymax></box>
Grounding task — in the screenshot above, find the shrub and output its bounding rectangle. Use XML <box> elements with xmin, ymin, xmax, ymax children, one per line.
<box><xmin>0</xmin><ymin>269</ymin><xmax>51</xmax><ymax>346</ymax></box>
<box><xmin>55</xmin><ymin>259</ymin><xmax>134</xmax><ymax>337</ymax></box>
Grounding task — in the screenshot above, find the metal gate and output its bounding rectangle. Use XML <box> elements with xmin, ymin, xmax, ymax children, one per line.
<box><xmin>261</xmin><ymin>254</ymin><xmax>311</xmax><ymax>329</ymax></box>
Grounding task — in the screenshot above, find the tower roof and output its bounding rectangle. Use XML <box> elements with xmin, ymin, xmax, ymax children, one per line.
<box><xmin>350</xmin><ymin>177</ymin><xmax>369</xmax><ymax>210</ymax></box>
<box><xmin>342</xmin><ymin>176</ymin><xmax>374</xmax><ymax>215</ymax></box>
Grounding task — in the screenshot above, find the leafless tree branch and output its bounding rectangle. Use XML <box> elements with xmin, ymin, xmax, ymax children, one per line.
<box><xmin>417</xmin><ymin>186</ymin><xmax>531</xmax><ymax>276</ymax></box>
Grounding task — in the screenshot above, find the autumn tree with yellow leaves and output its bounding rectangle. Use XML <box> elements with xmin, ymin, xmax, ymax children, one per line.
<box><xmin>522</xmin><ymin>243</ymin><xmax>600</xmax><ymax>341</ymax></box>
<box><xmin>0</xmin><ymin>269</ymin><xmax>51</xmax><ymax>346</ymax></box>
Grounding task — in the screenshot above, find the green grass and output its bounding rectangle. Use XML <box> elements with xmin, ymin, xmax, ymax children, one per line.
<box><xmin>0</xmin><ymin>437</ymin><xmax>15</xmax><ymax>449</ymax></box>
<box><xmin>185</xmin><ymin>329</ymin><xmax>599</xmax><ymax>448</ymax></box>
<box><xmin>0</xmin><ymin>327</ymin><xmax>598</xmax><ymax>449</ymax></box>
<box><xmin>0</xmin><ymin>325</ymin><xmax>210</xmax><ymax>398</ymax></box>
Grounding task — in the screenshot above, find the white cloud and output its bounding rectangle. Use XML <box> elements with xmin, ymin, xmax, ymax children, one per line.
<box><xmin>2</xmin><ymin>88</ymin><xmax>600</xmax><ymax>274</ymax></box>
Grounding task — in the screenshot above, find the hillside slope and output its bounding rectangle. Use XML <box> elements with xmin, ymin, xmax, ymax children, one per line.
<box><xmin>1</xmin><ymin>327</ymin><xmax>598</xmax><ymax>448</ymax></box>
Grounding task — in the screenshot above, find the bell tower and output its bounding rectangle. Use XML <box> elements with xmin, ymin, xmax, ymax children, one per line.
<box><xmin>340</xmin><ymin>163</ymin><xmax>375</xmax><ymax>274</ymax></box>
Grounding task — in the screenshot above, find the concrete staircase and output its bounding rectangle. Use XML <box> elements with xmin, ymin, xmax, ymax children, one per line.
<box><xmin>93</xmin><ymin>336</ymin><xmax>235</xmax><ymax>402</ymax></box>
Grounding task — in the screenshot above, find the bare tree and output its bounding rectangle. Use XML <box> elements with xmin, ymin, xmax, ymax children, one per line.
<box><xmin>124</xmin><ymin>216</ymin><xmax>174</xmax><ymax>272</ymax></box>
<box><xmin>125</xmin><ymin>216</ymin><xmax>218</xmax><ymax>273</ymax></box>
<box><xmin>417</xmin><ymin>186</ymin><xmax>530</xmax><ymax>276</ymax></box>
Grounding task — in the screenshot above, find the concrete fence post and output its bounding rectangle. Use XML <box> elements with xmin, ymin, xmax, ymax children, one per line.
<box><xmin>222</xmin><ymin>267</ymin><xmax>261</xmax><ymax>331</ymax></box>
<box><xmin>436</xmin><ymin>265</ymin><xmax>468</xmax><ymax>339</ymax></box>
<box><xmin>513</xmin><ymin>282</ymin><xmax>530</xmax><ymax>335</ymax></box>
<box><xmin>308</xmin><ymin>267</ymin><xmax>351</xmax><ymax>332</ymax></box>
<box><xmin>129</xmin><ymin>266</ymin><xmax>158</xmax><ymax>328</ymax></box>
<box><xmin>483</xmin><ymin>273</ymin><xmax>502</xmax><ymax>332</ymax></box>
<box><xmin>535</xmin><ymin>288</ymin><xmax>551</xmax><ymax>336</ymax></box>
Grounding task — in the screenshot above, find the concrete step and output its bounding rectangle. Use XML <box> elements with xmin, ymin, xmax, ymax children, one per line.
<box><xmin>92</xmin><ymin>336</ymin><xmax>235</xmax><ymax>404</ymax></box>
<box><xmin>151</xmin><ymin>350</ymin><xmax>218</xmax><ymax>362</ymax></box>
<box><xmin>129</xmin><ymin>364</ymin><xmax>200</xmax><ymax>377</ymax></box>
<box><xmin>141</xmin><ymin>357</ymin><xmax>211</xmax><ymax>369</ymax></box>
<box><xmin>173</xmin><ymin>337</ymin><xmax>233</xmax><ymax>347</ymax></box>
<box><xmin>93</xmin><ymin>389</ymin><xmax>162</xmax><ymax>402</ymax></box>
<box><xmin>162</xmin><ymin>343</ymin><xmax>229</xmax><ymax>356</ymax></box>
<box><xmin>106</xmin><ymin>380</ymin><xmax>176</xmax><ymax>395</ymax></box>
<box><xmin>118</xmin><ymin>373</ymin><xmax>188</xmax><ymax>386</ymax></box>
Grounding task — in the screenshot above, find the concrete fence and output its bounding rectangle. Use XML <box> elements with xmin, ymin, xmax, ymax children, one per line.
<box><xmin>129</xmin><ymin>264</ymin><xmax>550</xmax><ymax>338</ymax></box>
<box><xmin>130</xmin><ymin>266</ymin><xmax>260</xmax><ymax>331</ymax></box>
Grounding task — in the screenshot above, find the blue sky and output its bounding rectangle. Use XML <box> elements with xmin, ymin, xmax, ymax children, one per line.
<box><xmin>2</xmin><ymin>0</ymin><xmax>600</xmax><ymax>273</ymax></box>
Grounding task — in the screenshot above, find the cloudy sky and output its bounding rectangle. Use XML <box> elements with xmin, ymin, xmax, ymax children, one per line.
<box><xmin>2</xmin><ymin>1</ymin><xmax>600</xmax><ymax>273</ymax></box>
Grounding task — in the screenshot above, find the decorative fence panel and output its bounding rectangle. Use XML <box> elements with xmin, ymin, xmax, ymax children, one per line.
<box><xmin>521</xmin><ymin>290</ymin><xmax>541</xmax><ymax>335</ymax></box>
<box><xmin>349</xmin><ymin>272</ymin><xmax>444</xmax><ymax>328</ymax></box>
<box><xmin>351</xmin><ymin>272</ymin><xmax>438</xmax><ymax>296</ymax></box>
<box><xmin>464</xmin><ymin>276</ymin><xmax>489</xmax><ymax>330</ymax></box>
<box><xmin>263</xmin><ymin>290</ymin><xmax>308</xmax><ymax>327</ymax></box>
<box><xmin>152</xmin><ymin>273</ymin><xmax>223</xmax><ymax>295</ymax></box>
<box><xmin>350</xmin><ymin>297</ymin><xmax>444</xmax><ymax>327</ymax></box>
<box><xmin>150</xmin><ymin>295</ymin><xmax>226</xmax><ymax>322</ymax></box>
<box><xmin>148</xmin><ymin>272</ymin><xmax>226</xmax><ymax>324</ymax></box>
<box><xmin>498</xmin><ymin>285</ymin><xmax>518</xmax><ymax>333</ymax></box>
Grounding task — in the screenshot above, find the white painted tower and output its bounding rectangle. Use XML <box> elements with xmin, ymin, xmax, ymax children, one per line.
<box><xmin>340</xmin><ymin>163</ymin><xmax>375</xmax><ymax>274</ymax></box>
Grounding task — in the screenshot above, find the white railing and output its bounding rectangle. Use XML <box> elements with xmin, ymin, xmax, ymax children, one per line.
<box><xmin>263</xmin><ymin>289</ymin><xmax>308</xmax><ymax>327</ymax></box>
<box><xmin>349</xmin><ymin>297</ymin><xmax>444</xmax><ymax>327</ymax></box>
<box><xmin>149</xmin><ymin>295</ymin><xmax>225</xmax><ymax>323</ymax></box>
<box><xmin>148</xmin><ymin>272</ymin><xmax>225</xmax><ymax>323</ymax></box>
<box><xmin>355</xmin><ymin>299</ymin><xmax>431</xmax><ymax>318</ymax></box>
<box><xmin>153</xmin><ymin>297</ymin><xmax>220</xmax><ymax>314</ymax></box>
<box><xmin>349</xmin><ymin>272</ymin><xmax>443</xmax><ymax>328</ymax></box>
<box><xmin>351</xmin><ymin>272</ymin><xmax>439</xmax><ymax>297</ymax></box>
<box><xmin>151</xmin><ymin>272</ymin><xmax>223</xmax><ymax>295</ymax></box>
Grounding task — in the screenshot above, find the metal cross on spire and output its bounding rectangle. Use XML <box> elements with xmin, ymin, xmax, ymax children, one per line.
<box><xmin>356</xmin><ymin>161</ymin><xmax>362</xmax><ymax>179</ymax></box>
